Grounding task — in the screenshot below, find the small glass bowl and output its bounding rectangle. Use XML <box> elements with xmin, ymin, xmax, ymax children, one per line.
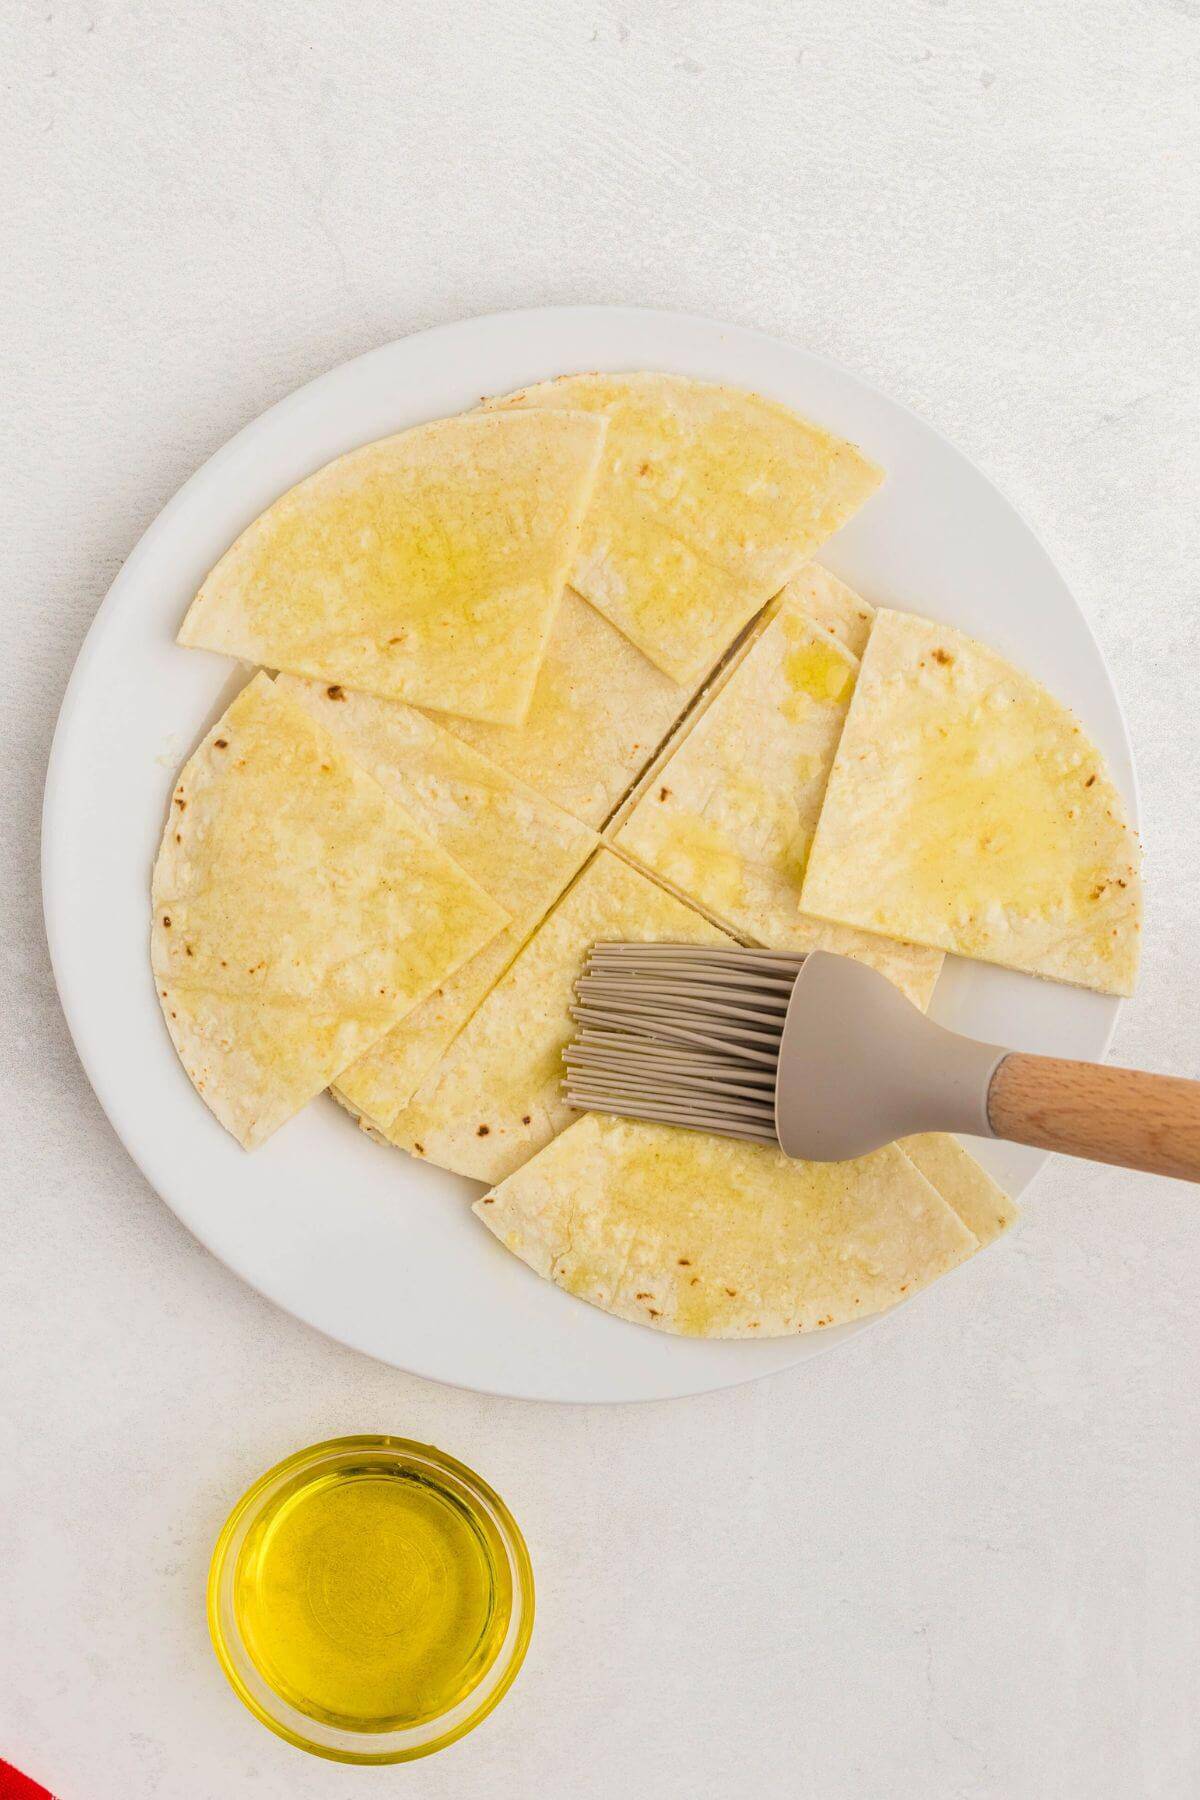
<box><xmin>207</xmin><ymin>1435</ymin><xmax>534</xmax><ymax>1764</ymax></box>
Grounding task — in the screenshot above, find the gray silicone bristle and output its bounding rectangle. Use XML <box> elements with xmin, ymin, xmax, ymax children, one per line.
<box><xmin>564</xmin><ymin>943</ymin><xmax>804</xmax><ymax>1146</ymax></box>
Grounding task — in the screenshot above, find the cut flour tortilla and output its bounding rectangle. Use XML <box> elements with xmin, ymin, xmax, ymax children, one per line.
<box><xmin>433</xmin><ymin>587</ymin><xmax>725</xmax><ymax>829</ymax></box>
<box><xmin>614</xmin><ymin>602</ymin><xmax>943</xmax><ymax>1007</ymax></box>
<box><xmin>474</xmin><ymin>1113</ymin><xmax>978</xmax><ymax>1338</ymax></box>
<box><xmin>156</xmin><ymin>988</ymin><xmax>401</xmax><ymax>1151</ymax></box>
<box><xmin>177</xmin><ymin>410</ymin><xmax>607</xmax><ymax>726</ymax></box>
<box><xmin>486</xmin><ymin>373</ymin><xmax>882</xmax><ymax>684</ymax></box>
<box><xmin>600</xmin><ymin>599</ymin><xmax>779</xmax><ymax>841</ymax></box>
<box><xmin>800</xmin><ymin>610</ymin><xmax>1142</xmax><ymax>994</ymax></box>
<box><xmin>151</xmin><ymin>674</ymin><xmax>507</xmax><ymax>1145</ymax></box>
<box><xmin>274</xmin><ymin>674</ymin><xmax>597</xmax><ymax>1126</ymax></box>
<box><xmin>387</xmin><ymin>849</ymin><xmax>733</xmax><ymax>1183</ymax></box>
<box><xmin>901</xmin><ymin>1134</ymin><xmax>1018</xmax><ymax>1249</ymax></box>
<box><xmin>783</xmin><ymin>563</ymin><xmax>876</xmax><ymax>657</ymax></box>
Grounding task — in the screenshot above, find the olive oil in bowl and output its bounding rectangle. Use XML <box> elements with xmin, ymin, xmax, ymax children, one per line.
<box><xmin>208</xmin><ymin>1437</ymin><xmax>533</xmax><ymax>1763</ymax></box>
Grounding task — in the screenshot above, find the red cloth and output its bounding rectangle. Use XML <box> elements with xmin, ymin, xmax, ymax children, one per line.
<box><xmin>0</xmin><ymin>1763</ymin><xmax>56</xmax><ymax>1799</ymax></box>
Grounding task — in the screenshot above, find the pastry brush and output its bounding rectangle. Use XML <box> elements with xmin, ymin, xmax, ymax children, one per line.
<box><xmin>564</xmin><ymin>945</ymin><xmax>1200</xmax><ymax>1181</ymax></box>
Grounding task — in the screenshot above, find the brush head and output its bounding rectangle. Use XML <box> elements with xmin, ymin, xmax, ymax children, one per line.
<box><xmin>565</xmin><ymin>944</ymin><xmax>1005</xmax><ymax>1160</ymax></box>
<box><xmin>565</xmin><ymin>942</ymin><xmax>803</xmax><ymax>1146</ymax></box>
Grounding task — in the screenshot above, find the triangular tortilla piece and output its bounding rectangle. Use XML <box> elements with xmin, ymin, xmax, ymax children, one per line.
<box><xmin>800</xmin><ymin>611</ymin><xmax>1142</xmax><ymax>994</ymax></box>
<box><xmin>783</xmin><ymin>563</ymin><xmax>876</xmax><ymax>657</ymax></box>
<box><xmin>486</xmin><ymin>374</ymin><xmax>882</xmax><ymax>684</ymax></box>
<box><xmin>177</xmin><ymin>410</ymin><xmax>607</xmax><ymax>726</ymax></box>
<box><xmin>601</xmin><ymin>598</ymin><xmax>781</xmax><ymax>841</ymax></box>
<box><xmin>434</xmin><ymin>588</ymin><xmax>738</xmax><ymax>830</ymax></box>
<box><xmin>388</xmin><ymin>849</ymin><xmax>733</xmax><ymax>1183</ymax></box>
<box><xmin>152</xmin><ymin>674</ymin><xmax>507</xmax><ymax>1012</ymax></box>
<box><xmin>274</xmin><ymin>674</ymin><xmax>597</xmax><ymax>1126</ymax></box>
<box><xmin>901</xmin><ymin>1135</ymin><xmax>1018</xmax><ymax>1249</ymax></box>
<box><xmin>605</xmin><ymin>574</ymin><xmax>871</xmax><ymax>840</ymax></box>
<box><xmin>157</xmin><ymin>988</ymin><xmax>399</xmax><ymax>1151</ymax></box>
<box><xmin>614</xmin><ymin>603</ymin><xmax>943</xmax><ymax>1008</ymax></box>
<box><xmin>151</xmin><ymin>677</ymin><xmax>507</xmax><ymax>1146</ymax></box>
<box><xmin>474</xmin><ymin>1113</ymin><xmax>977</xmax><ymax>1338</ymax></box>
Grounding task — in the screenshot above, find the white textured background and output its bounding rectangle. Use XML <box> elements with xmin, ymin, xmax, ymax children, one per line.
<box><xmin>2</xmin><ymin>3</ymin><xmax>1198</xmax><ymax>1796</ymax></box>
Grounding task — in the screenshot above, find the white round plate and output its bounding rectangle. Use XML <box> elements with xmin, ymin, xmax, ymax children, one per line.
<box><xmin>43</xmin><ymin>307</ymin><xmax>1137</xmax><ymax>1403</ymax></box>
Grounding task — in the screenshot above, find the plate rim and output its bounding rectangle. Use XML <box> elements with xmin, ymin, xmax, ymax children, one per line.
<box><xmin>41</xmin><ymin>303</ymin><xmax>1136</xmax><ymax>1402</ymax></box>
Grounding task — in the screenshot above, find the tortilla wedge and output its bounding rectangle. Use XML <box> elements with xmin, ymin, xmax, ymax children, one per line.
<box><xmin>486</xmin><ymin>373</ymin><xmax>882</xmax><ymax>684</ymax></box>
<box><xmin>474</xmin><ymin>1113</ymin><xmax>978</xmax><ymax>1338</ymax></box>
<box><xmin>151</xmin><ymin>674</ymin><xmax>507</xmax><ymax>1145</ymax></box>
<box><xmin>783</xmin><ymin>562</ymin><xmax>876</xmax><ymax>657</ymax></box>
<box><xmin>614</xmin><ymin>602</ymin><xmax>943</xmax><ymax>1008</ymax></box>
<box><xmin>177</xmin><ymin>410</ymin><xmax>607</xmax><ymax>726</ymax></box>
<box><xmin>156</xmin><ymin>988</ymin><xmax>401</xmax><ymax>1152</ymax></box>
<box><xmin>800</xmin><ymin>610</ymin><xmax>1142</xmax><ymax>994</ymax></box>
<box><xmin>901</xmin><ymin>1134</ymin><xmax>1018</xmax><ymax>1249</ymax></box>
<box><xmin>433</xmin><ymin>587</ymin><xmax>725</xmax><ymax>829</ymax></box>
<box><xmin>274</xmin><ymin>674</ymin><xmax>597</xmax><ymax>1126</ymax></box>
<box><xmin>387</xmin><ymin>849</ymin><xmax>733</xmax><ymax>1183</ymax></box>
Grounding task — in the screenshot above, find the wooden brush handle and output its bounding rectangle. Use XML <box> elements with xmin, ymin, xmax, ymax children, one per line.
<box><xmin>987</xmin><ymin>1053</ymin><xmax>1200</xmax><ymax>1182</ymax></box>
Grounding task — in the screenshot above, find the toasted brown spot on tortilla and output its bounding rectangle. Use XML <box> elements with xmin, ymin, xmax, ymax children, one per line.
<box><xmin>932</xmin><ymin>647</ymin><xmax>953</xmax><ymax>666</ymax></box>
<box><xmin>162</xmin><ymin>916</ymin><xmax>171</xmax><ymax>927</ymax></box>
<box><xmin>477</xmin><ymin>1123</ymin><xmax>490</xmax><ymax>1137</ymax></box>
<box><xmin>213</xmin><ymin>738</ymin><xmax>228</xmax><ymax>749</ymax></box>
<box><xmin>659</xmin><ymin>786</ymin><xmax>671</xmax><ymax>801</ymax></box>
<box><xmin>326</xmin><ymin>685</ymin><xmax>345</xmax><ymax>700</ymax></box>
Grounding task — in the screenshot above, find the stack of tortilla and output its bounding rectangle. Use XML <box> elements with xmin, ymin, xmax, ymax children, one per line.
<box><xmin>154</xmin><ymin>370</ymin><xmax>1142</xmax><ymax>1340</ymax></box>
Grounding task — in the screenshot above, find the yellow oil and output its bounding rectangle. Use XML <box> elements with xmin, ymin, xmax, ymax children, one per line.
<box><xmin>231</xmin><ymin>1462</ymin><xmax>513</xmax><ymax>1732</ymax></box>
<box><xmin>782</xmin><ymin>632</ymin><xmax>855</xmax><ymax>704</ymax></box>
